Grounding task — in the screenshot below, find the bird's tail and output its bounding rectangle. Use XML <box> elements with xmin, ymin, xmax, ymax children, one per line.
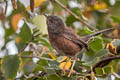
<box><xmin>82</xmin><ymin>28</ymin><xmax>114</xmax><ymax>42</ymax></box>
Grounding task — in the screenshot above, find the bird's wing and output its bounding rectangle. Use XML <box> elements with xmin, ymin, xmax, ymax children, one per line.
<box><xmin>62</xmin><ymin>28</ymin><xmax>89</xmax><ymax>50</ymax></box>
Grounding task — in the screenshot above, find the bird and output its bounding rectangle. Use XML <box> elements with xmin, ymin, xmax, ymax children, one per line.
<box><xmin>45</xmin><ymin>15</ymin><xmax>113</xmax><ymax>77</ymax></box>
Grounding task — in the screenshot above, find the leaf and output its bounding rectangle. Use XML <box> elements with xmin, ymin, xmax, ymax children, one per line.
<box><xmin>33</xmin><ymin>64</ymin><xmax>46</xmax><ymax>72</ymax></box>
<box><xmin>106</xmin><ymin>39</ymin><xmax>120</xmax><ymax>54</ymax></box>
<box><xmin>111</xmin><ymin>16</ymin><xmax>120</xmax><ymax>23</ymax></box>
<box><xmin>26</xmin><ymin>0</ymin><xmax>46</xmax><ymax>10</ymax></box>
<box><xmin>83</xmin><ymin>26</ymin><xmax>94</xmax><ymax>34</ymax></box>
<box><xmin>37</xmin><ymin>59</ymin><xmax>48</xmax><ymax>66</ymax></box>
<box><xmin>38</xmin><ymin>38</ymin><xmax>53</xmax><ymax>51</ymax></box>
<box><xmin>94</xmin><ymin>49</ymin><xmax>108</xmax><ymax>58</ymax></box>
<box><xmin>95</xmin><ymin>66</ymin><xmax>112</xmax><ymax>75</ymax></box>
<box><xmin>59</xmin><ymin>59</ymin><xmax>71</xmax><ymax>70</ymax></box>
<box><xmin>104</xmin><ymin>66</ymin><xmax>112</xmax><ymax>75</ymax></box>
<box><xmin>20</xmin><ymin>51</ymin><xmax>33</xmax><ymax>69</ymax></box>
<box><xmin>48</xmin><ymin>61</ymin><xmax>59</xmax><ymax>70</ymax></box>
<box><xmin>58</xmin><ymin>56</ymin><xmax>68</xmax><ymax>62</ymax></box>
<box><xmin>32</xmin><ymin>15</ymin><xmax>48</xmax><ymax>35</ymax></box>
<box><xmin>1</xmin><ymin>55</ymin><xmax>20</xmax><ymax>79</ymax></box>
<box><xmin>95</xmin><ymin>68</ymin><xmax>104</xmax><ymax>75</ymax></box>
<box><xmin>48</xmin><ymin>52</ymin><xmax>57</xmax><ymax>60</ymax></box>
<box><xmin>83</xmin><ymin>57</ymin><xmax>99</xmax><ymax>66</ymax></box>
<box><xmin>93</xmin><ymin>2</ymin><xmax>107</xmax><ymax>10</ymax></box>
<box><xmin>11</xmin><ymin>13</ymin><xmax>23</xmax><ymax>31</ymax></box>
<box><xmin>20</xmin><ymin>52</ymin><xmax>36</xmax><ymax>75</ymax></box>
<box><xmin>47</xmin><ymin>74</ymin><xmax>61</xmax><ymax>80</ymax></box>
<box><xmin>110</xmin><ymin>1</ymin><xmax>120</xmax><ymax>17</ymax></box>
<box><xmin>15</xmin><ymin>22</ymin><xmax>32</xmax><ymax>52</ymax></box>
<box><xmin>53</xmin><ymin>0</ymin><xmax>68</xmax><ymax>12</ymax></box>
<box><xmin>88</xmin><ymin>37</ymin><xmax>104</xmax><ymax>52</ymax></box>
<box><xmin>112</xmin><ymin>39</ymin><xmax>120</xmax><ymax>47</ymax></box>
<box><xmin>65</xmin><ymin>8</ymin><xmax>81</xmax><ymax>26</ymax></box>
<box><xmin>23</xmin><ymin>62</ymin><xmax>36</xmax><ymax>75</ymax></box>
<box><xmin>65</xmin><ymin>15</ymin><xmax>77</xmax><ymax>26</ymax></box>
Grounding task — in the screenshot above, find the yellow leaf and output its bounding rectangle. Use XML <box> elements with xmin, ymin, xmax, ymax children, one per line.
<box><xmin>94</xmin><ymin>2</ymin><xmax>107</xmax><ymax>10</ymax></box>
<box><xmin>58</xmin><ymin>56</ymin><xmax>68</xmax><ymax>62</ymax></box>
<box><xmin>26</xmin><ymin>0</ymin><xmax>46</xmax><ymax>10</ymax></box>
<box><xmin>48</xmin><ymin>52</ymin><xmax>57</xmax><ymax>60</ymax></box>
<box><xmin>32</xmin><ymin>15</ymin><xmax>48</xmax><ymax>35</ymax></box>
<box><xmin>59</xmin><ymin>59</ymin><xmax>71</xmax><ymax>70</ymax></box>
<box><xmin>11</xmin><ymin>13</ymin><xmax>23</xmax><ymax>31</ymax></box>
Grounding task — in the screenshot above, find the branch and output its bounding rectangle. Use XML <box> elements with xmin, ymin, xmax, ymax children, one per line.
<box><xmin>20</xmin><ymin>55</ymin><xmax>54</xmax><ymax>61</ymax></box>
<box><xmin>54</xmin><ymin>0</ymin><xmax>96</xmax><ymax>30</ymax></box>
<box><xmin>4</xmin><ymin>0</ymin><xmax>8</xmax><ymax>15</ymax></box>
<box><xmin>87</xmin><ymin>56</ymin><xmax>120</xmax><ymax>73</ymax></box>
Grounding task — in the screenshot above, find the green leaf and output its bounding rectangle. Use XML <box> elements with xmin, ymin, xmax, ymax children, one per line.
<box><xmin>95</xmin><ymin>66</ymin><xmax>112</xmax><ymax>76</ymax></box>
<box><xmin>21</xmin><ymin>51</ymin><xmax>32</xmax><ymax>62</ymax></box>
<box><xmin>38</xmin><ymin>38</ymin><xmax>53</xmax><ymax>51</ymax></box>
<box><xmin>23</xmin><ymin>62</ymin><xmax>36</xmax><ymax>75</ymax></box>
<box><xmin>83</xmin><ymin>57</ymin><xmax>99</xmax><ymax>66</ymax></box>
<box><xmin>82</xmin><ymin>49</ymin><xmax>107</xmax><ymax>62</ymax></box>
<box><xmin>46</xmin><ymin>69</ymin><xmax>56</xmax><ymax>75</ymax></box>
<box><xmin>94</xmin><ymin>49</ymin><xmax>108</xmax><ymax>58</ymax></box>
<box><xmin>65</xmin><ymin>8</ymin><xmax>81</xmax><ymax>26</ymax></box>
<box><xmin>88</xmin><ymin>37</ymin><xmax>104</xmax><ymax>52</ymax></box>
<box><xmin>20</xmin><ymin>52</ymin><xmax>35</xmax><ymax>75</ymax></box>
<box><xmin>66</xmin><ymin>15</ymin><xmax>77</xmax><ymax>26</ymax></box>
<box><xmin>53</xmin><ymin>0</ymin><xmax>68</xmax><ymax>12</ymax></box>
<box><xmin>49</xmin><ymin>61</ymin><xmax>59</xmax><ymax>70</ymax></box>
<box><xmin>33</xmin><ymin>64</ymin><xmax>46</xmax><ymax>72</ymax></box>
<box><xmin>32</xmin><ymin>15</ymin><xmax>48</xmax><ymax>35</ymax></box>
<box><xmin>83</xmin><ymin>26</ymin><xmax>94</xmax><ymax>34</ymax></box>
<box><xmin>112</xmin><ymin>39</ymin><xmax>120</xmax><ymax>47</ymax></box>
<box><xmin>37</xmin><ymin>59</ymin><xmax>48</xmax><ymax>66</ymax></box>
<box><xmin>47</xmin><ymin>74</ymin><xmax>61</xmax><ymax>80</ymax></box>
<box><xmin>16</xmin><ymin>22</ymin><xmax>32</xmax><ymax>52</ymax></box>
<box><xmin>111</xmin><ymin>16</ymin><xmax>120</xmax><ymax>23</ymax></box>
<box><xmin>104</xmin><ymin>66</ymin><xmax>112</xmax><ymax>75</ymax></box>
<box><xmin>1</xmin><ymin>55</ymin><xmax>20</xmax><ymax>79</ymax></box>
<box><xmin>110</xmin><ymin>1</ymin><xmax>120</xmax><ymax>17</ymax></box>
<box><xmin>95</xmin><ymin>68</ymin><xmax>104</xmax><ymax>75</ymax></box>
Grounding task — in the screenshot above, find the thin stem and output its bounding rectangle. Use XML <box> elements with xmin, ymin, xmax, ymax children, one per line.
<box><xmin>4</xmin><ymin>0</ymin><xmax>8</xmax><ymax>15</ymax></box>
<box><xmin>54</xmin><ymin>0</ymin><xmax>96</xmax><ymax>30</ymax></box>
<box><xmin>20</xmin><ymin>55</ymin><xmax>54</xmax><ymax>61</ymax></box>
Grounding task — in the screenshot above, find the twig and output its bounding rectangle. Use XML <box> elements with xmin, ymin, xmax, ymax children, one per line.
<box><xmin>54</xmin><ymin>0</ymin><xmax>96</xmax><ymax>30</ymax></box>
<box><xmin>20</xmin><ymin>55</ymin><xmax>54</xmax><ymax>61</ymax></box>
<box><xmin>4</xmin><ymin>0</ymin><xmax>8</xmax><ymax>15</ymax></box>
<box><xmin>87</xmin><ymin>56</ymin><xmax>120</xmax><ymax>73</ymax></box>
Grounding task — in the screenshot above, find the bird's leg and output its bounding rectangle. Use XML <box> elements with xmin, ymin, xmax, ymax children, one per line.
<box><xmin>68</xmin><ymin>55</ymin><xmax>77</xmax><ymax>77</ymax></box>
<box><xmin>63</xmin><ymin>57</ymin><xmax>71</xmax><ymax>74</ymax></box>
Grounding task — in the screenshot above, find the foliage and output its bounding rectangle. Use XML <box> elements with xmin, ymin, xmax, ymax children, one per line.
<box><xmin>0</xmin><ymin>0</ymin><xmax>120</xmax><ymax>80</ymax></box>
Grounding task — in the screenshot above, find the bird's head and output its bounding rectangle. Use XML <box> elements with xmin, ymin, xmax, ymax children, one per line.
<box><xmin>45</xmin><ymin>15</ymin><xmax>65</xmax><ymax>33</ymax></box>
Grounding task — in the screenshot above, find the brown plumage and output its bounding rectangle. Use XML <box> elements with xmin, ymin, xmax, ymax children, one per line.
<box><xmin>45</xmin><ymin>15</ymin><xmax>113</xmax><ymax>77</ymax></box>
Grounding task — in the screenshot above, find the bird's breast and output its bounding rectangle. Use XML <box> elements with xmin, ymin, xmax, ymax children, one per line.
<box><xmin>48</xmin><ymin>33</ymin><xmax>82</xmax><ymax>56</ymax></box>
